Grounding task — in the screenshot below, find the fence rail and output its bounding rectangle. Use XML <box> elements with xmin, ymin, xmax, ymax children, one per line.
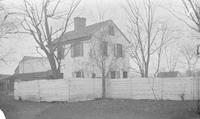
<box><xmin>107</xmin><ymin>77</ymin><xmax>198</xmax><ymax>100</ymax></box>
<box><xmin>14</xmin><ymin>78</ymin><xmax>102</xmax><ymax>102</ymax></box>
<box><xmin>14</xmin><ymin>77</ymin><xmax>200</xmax><ymax>102</ymax></box>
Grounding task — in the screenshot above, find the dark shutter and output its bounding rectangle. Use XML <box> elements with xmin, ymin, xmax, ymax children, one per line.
<box><xmin>109</xmin><ymin>26</ymin><xmax>114</xmax><ymax>36</ymax></box>
<box><xmin>123</xmin><ymin>71</ymin><xmax>128</xmax><ymax>78</ymax></box>
<box><xmin>117</xmin><ymin>44</ymin><xmax>122</xmax><ymax>57</ymax></box>
<box><xmin>71</xmin><ymin>44</ymin><xmax>74</xmax><ymax>57</ymax></box>
<box><xmin>57</xmin><ymin>46</ymin><xmax>65</xmax><ymax>59</ymax></box>
<box><xmin>80</xmin><ymin>42</ymin><xmax>84</xmax><ymax>56</ymax></box>
<box><xmin>110</xmin><ymin>71</ymin><xmax>116</xmax><ymax>79</ymax></box>
<box><xmin>101</xmin><ymin>41</ymin><xmax>108</xmax><ymax>56</ymax></box>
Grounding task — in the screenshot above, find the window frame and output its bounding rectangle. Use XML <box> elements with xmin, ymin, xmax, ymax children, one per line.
<box><xmin>108</xmin><ymin>25</ymin><xmax>115</xmax><ymax>36</ymax></box>
<box><xmin>114</xmin><ymin>44</ymin><xmax>123</xmax><ymax>58</ymax></box>
<box><xmin>73</xmin><ymin>71</ymin><xmax>84</xmax><ymax>78</ymax></box>
<box><xmin>123</xmin><ymin>71</ymin><xmax>128</xmax><ymax>78</ymax></box>
<box><xmin>100</xmin><ymin>41</ymin><xmax>108</xmax><ymax>56</ymax></box>
<box><xmin>71</xmin><ymin>42</ymin><xmax>84</xmax><ymax>57</ymax></box>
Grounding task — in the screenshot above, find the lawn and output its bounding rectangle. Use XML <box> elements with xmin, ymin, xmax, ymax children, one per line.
<box><xmin>0</xmin><ymin>96</ymin><xmax>200</xmax><ymax>119</ymax></box>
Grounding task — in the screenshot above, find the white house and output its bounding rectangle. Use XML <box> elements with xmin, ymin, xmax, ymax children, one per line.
<box><xmin>15</xmin><ymin>56</ymin><xmax>51</xmax><ymax>74</ymax></box>
<box><xmin>55</xmin><ymin>17</ymin><xmax>130</xmax><ymax>79</ymax></box>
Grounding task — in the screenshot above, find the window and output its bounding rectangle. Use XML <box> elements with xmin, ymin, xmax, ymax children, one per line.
<box><xmin>110</xmin><ymin>71</ymin><xmax>120</xmax><ymax>79</ymax></box>
<box><xmin>73</xmin><ymin>71</ymin><xmax>84</xmax><ymax>78</ymax></box>
<box><xmin>92</xmin><ymin>73</ymin><xmax>96</xmax><ymax>78</ymax></box>
<box><xmin>114</xmin><ymin>44</ymin><xmax>123</xmax><ymax>58</ymax></box>
<box><xmin>71</xmin><ymin>42</ymin><xmax>83</xmax><ymax>57</ymax></box>
<box><xmin>100</xmin><ymin>41</ymin><xmax>108</xmax><ymax>56</ymax></box>
<box><xmin>57</xmin><ymin>46</ymin><xmax>65</xmax><ymax>59</ymax></box>
<box><xmin>108</xmin><ymin>26</ymin><xmax>114</xmax><ymax>36</ymax></box>
<box><xmin>123</xmin><ymin>71</ymin><xmax>128</xmax><ymax>78</ymax></box>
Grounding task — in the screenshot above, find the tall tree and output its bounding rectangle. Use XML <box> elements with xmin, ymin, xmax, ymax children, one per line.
<box><xmin>181</xmin><ymin>0</ymin><xmax>200</xmax><ymax>32</ymax></box>
<box><xmin>19</xmin><ymin>0</ymin><xmax>81</xmax><ymax>78</ymax></box>
<box><xmin>180</xmin><ymin>44</ymin><xmax>199</xmax><ymax>76</ymax></box>
<box><xmin>0</xmin><ymin>5</ymin><xmax>17</xmax><ymax>63</ymax></box>
<box><xmin>125</xmin><ymin>0</ymin><xmax>171</xmax><ymax>77</ymax></box>
<box><xmin>89</xmin><ymin>26</ymin><xmax>119</xmax><ymax>98</ymax></box>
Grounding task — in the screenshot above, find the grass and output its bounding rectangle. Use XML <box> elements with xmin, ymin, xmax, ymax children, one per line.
<box><xmin>0</xmin><ymin>96</ymin><xmax>200</xmax><ymax>119</ymax></box>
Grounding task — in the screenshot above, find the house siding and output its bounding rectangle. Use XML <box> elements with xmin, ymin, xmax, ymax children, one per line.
<box><xmin>61</xmin><ymin>22</ymin><xmax>129</xmax><ymax>79</ymax></box>
<box><xmin>19</xmin><ymin>58</ymin><xmax>50</xmax><ymax>74</ymax></box>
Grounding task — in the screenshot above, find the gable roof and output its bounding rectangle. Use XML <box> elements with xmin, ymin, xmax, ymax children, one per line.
<box><xmin>20</xmin><ymin>56</ymin><xmax>47</xmax><ymax>62</ymax></box>
<box><xmin>54</xmin><ymin>19</ymin><xmax>129</xmax><ymax>45</ymax></box>
<box><xmin>4</xmin><ymin>70</ymin><xmax>54</xmax><ymax>81</ymax></box>
<box><xmin>157</xmin><ymin>71</ymin><xmax>180</xmax><ymax>78</ymax></box>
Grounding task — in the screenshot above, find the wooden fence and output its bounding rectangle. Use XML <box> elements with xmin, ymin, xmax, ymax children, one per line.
<box><xmin>106</xmin><ymin>77</ymin><xmax>199</xmax><ymax>100</ymax></box>
<box><xmin>14</xmin><ymin>78</ymin><xmax>102</xmax><ymax>102</ymax></box>
<box><xmin>14</xmin><ymin>77</ymin><xmax>200</xmax><ymax>102</ymax></box>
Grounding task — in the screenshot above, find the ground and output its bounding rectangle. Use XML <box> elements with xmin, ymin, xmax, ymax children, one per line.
<box><xmin>0</xmin><ymin>96</ymin><xmax>200</xmax><ymax>119</ymax></box>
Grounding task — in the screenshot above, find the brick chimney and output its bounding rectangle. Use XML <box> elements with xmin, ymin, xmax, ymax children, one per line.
<box><xmin>74</xmin><ymin>17</ymin><xmax>86</xmax><ymax>31</ymax></box>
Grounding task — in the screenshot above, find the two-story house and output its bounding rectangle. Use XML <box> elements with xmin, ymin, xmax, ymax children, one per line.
<box><xmin>55</xmin><ymin>17</ymin><xmax>130</xmax><ymax>79</ymax></box>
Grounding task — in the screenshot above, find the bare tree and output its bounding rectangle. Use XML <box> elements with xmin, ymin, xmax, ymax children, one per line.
<box><xmin>0</xmin><ymin>5</ymin><xmax>17</xmax><ymax>63</ymax></box>
<box><xmin>181</xmin><ymin>0</ymin><xmax>200</xmax><ymax>32</ymax></box>
<box><xmin>164</xmin><ymin>47</ymin><xmax>180</xmax><ymax>72</ymax></box>
<box><xmin>180</xmin><ymin>45</ymin><xmax>199</xmax><ymax>76</ymax></box>
<box><xmin>125</xmin><ymin>0</ymin><xmax>172</xmax><ymax>77</ymax></box>
<box><xmin>18</xmin><ymin>0</ymin><xmax>81</xmax><ymax>78</ymax></box>
<box><xmin>89</xmin><ymin>24</ymin><xmax>120</xmax><ymax>98</ymax></box>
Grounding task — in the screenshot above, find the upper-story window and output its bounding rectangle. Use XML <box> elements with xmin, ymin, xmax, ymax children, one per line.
<box><xmin>114</xmin><ymin>44</ymin><xmax>123</xmax><ymax>58</ymax></box>
<box><xmin>108</xmin><ymin>25</ymin><xmax>114</xmax><ymax>36</ymax></box>
<box><xmin>123</xmin><ymin>71</ymin><xmax>128</xmax><ymax>78</ymax></box>
<box><xmin>100</xmin><ymin>41</ymin><xmax>108</xmax><ymax>56</ymax></box>
<box><xmin>57</xmin><ymin>46</ymin><xmax>65</xmax><ymax>59</ymax></box>
<box><xmin>110</xmin><ymin>71</ymin><xmax>120</xmax><ymax>79</ymax></box>
<box><xmin>71</xmin><ymin>42</ymin><xmax>83</xmax><ymax>57</ymax></box>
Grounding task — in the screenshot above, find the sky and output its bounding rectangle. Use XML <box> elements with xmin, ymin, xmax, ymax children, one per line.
<box><xmin>0</xmin><ymin>0</ymin><xmax>197</xmax><ymax>75</ymax></box>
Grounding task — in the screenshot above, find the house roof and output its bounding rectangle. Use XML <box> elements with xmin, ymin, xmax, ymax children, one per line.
<box><xmin>54</xmin><ymin>19</ymin><xmax>130</xmax><ymax>45</ymax></box>
<box><xmin>4</xmin><ymin>70</ymin><xmax>54</xmax><ymax>81</ymax></box>
<box><xmin>20</xmin><ymin>56</ymin><xmax>47</xmax><ymax>62</ymax></box>
<box><xmin>157</xmin><ymin>71</ymin><xmax>180</xmax><ymax>78</ymax></box>
<box><xmin>0</xmin><ymin>74</ymin><xmax>11</xmax><ymax>80</ymax></box>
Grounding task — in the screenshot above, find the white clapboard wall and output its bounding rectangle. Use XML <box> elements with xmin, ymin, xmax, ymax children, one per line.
<box><xmin>107</xmin><ymin>77</ymin><xmax>198</xmax><ymax>100</ymax></box>
<box><xmin>14</xmin><ymin>78</ymin><xmax>102</xmax><ymax>102</ymax></box>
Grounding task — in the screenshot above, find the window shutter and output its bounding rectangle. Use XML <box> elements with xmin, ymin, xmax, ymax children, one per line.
<box><xmin>109</xmin><ymin>26</ymin><xmax>114</xmax><ymax>36</ymax></box>
<box><xmin>81</xmin><ymin>42</ymin><xmax>84</xmax><ymax>56</ymax></box>
<box><xmin>61</xmin><ymin>47</ymin><xmax>65</xmax><ymax>59</ymax></box>
<box><xmin>103</xmin><ymin>41</ymin><xmax>108</xmax><ymax>56</ymax></box>
<box><xmin>71</xmin><ymin>44</ymin><xmax>74</xmax><ymax>57</ymax></box>
<box><xmin>110</xmin><ymin>71</ymin><xmax>116</xmax><ymax>79</ymax></box>
<box><xmin>57</xmin><ymin>46</ymin><xmax>65</xmax><ymax>59</ymax></box>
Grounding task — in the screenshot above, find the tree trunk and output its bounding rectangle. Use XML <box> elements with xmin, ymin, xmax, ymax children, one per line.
<box><xmin>47</xmin><ymin>53</ymin><xmax>60</xmax><ymax>79</ymax></box>
<box><xmin>102</xmin><ymin>71</ymin><xmax>106</xmax><ymax>98</ymax></box>
<box><xmin>144</xmin><ymin>64</ymin><xmax>149</xmax><ymax>78</ymax></box>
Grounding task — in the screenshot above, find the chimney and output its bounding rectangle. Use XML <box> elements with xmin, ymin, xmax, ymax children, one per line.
<box><xmin>74</xmin><ymin>17</ymin><xmax>86</xmax><ymax>31</ymax></box>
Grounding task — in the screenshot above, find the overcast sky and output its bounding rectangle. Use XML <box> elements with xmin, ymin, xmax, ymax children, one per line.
<box><xmin>0</xmin><ymin>0</ymin><xmax>196</xmax><ymax>74</ymax></box>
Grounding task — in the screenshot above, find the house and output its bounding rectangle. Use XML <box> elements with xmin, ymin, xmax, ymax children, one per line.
<box><xmin>157</xmin><ymin>71</ymin><xmax>181</xmax><ymax>78</ymax></box>
<box><xmin>15</xmin><ymin>56</ymin><xmax>51</xmax><ymax>74</ymax></box>
<box><xmin>12</xmin><ymin>56</ymin><xmax>55</xmax><ymax>80</ymax></box>
<box><xmin>54</xmin><ymin>17</ymin><xmax>130</xmax><ymax>79</ymax></box>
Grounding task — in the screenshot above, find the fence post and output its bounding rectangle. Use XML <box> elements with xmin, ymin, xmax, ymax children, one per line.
<box><xmin>161</xmin><ymin>78</ymin><xmax>163</xmax><ymax>100</ymax></box>
<box><xmin>37</xmin><ymin>80</ymin><xmax>41</xmax><ymax>102</ymax></box>
<box><xmin>130</xmin><ymin>78</ymin><xmax>133</xmax><ymax>99</ymax></box>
